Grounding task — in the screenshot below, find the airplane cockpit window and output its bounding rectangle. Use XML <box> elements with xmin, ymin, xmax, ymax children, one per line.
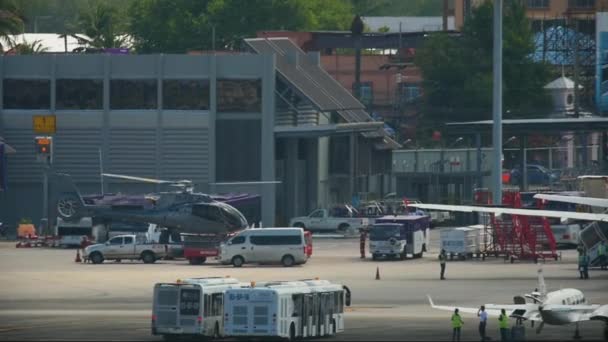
<box><xmin>108</xmin><ymin>237</ymin><xmax>122</xmax><ymax>245</ymax></box>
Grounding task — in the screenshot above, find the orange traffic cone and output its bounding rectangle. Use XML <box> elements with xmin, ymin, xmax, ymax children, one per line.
<box><xmin>75</xmin><ymin>249</ymin><xmax>82</xmax><ymax>263</ymax></box>
<box><xmin>375</xmin><ymin>266</ymin><xmax>380</xmax><ymax>280</ymax></box>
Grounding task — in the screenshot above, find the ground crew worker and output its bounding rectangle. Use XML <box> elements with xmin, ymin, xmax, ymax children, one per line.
<box><xmin>451</xmin><ymin>308</ymin><xmax>464</xmax><ymax>342</ymax></box>
<box><xmin>477</xmin><ymin>305</ymin><xmax>487</xmax><ymax>341</ymax></box>
<box><xmin>599</xmin><ymin>240</ymin><xmax>607</xmax><ymax>270</ymax></box>
<box><xmin>498</xmin><ymin>308</ymin><xmax>509</xmax><ymax>342</ymax></box>
<box><xmin>578</xmin><ymin>252</ymin><xmax>590</xmax><ymax>279</ymax></box>
<box><xmin>360</xmin><ymin>228</ymin><xmax>367</xmax><ymax>259</ymax></box>
<box><xmin>439</xmin><ymin>249</ymin><xmax>447</xmax><ymax>280</ymax></box>
<box><xmin>576</xmin><ymin>242</ymin><xmax>585</xmax><ymax>256</ymax></box>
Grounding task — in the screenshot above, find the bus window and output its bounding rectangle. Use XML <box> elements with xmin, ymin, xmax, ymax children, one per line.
<box><xmin>204</xmin><ymin>294</ymin><xmax>211</xmax><ymax>314</ymax></box>
<box><xmin>211</xmin><ymin>293</ymin><xmax>223</xmax><ymax>316</ymax></box>
<box><xmin>292</xmin><ymin>294</ymin><xmax>303</xmax><ymax>317</ymax></box>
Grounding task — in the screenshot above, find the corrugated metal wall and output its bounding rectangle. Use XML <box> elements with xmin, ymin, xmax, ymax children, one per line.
<box><xmin>161</xmin><ymin>128</ymin><xmax>209</xmax><ymax>185</ymax></box>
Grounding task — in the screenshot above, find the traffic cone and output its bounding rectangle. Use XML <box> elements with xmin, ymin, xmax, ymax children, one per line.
<box><xmin>75</xmin><ymin>249</ymin><xmax>82</xmax><ymax>263</ymax></box>
<box><xmin>375</xmin><ymin>266</ymin><xmax>380</xmax><ymax>280</ymax></box>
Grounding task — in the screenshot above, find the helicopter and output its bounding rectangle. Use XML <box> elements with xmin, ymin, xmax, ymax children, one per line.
<box><xmin>52</xmin><ymin>172</ymin><xmax>250</xmax><ymax>242</ymax></box>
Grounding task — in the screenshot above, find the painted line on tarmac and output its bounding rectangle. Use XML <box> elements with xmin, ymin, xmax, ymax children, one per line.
<box><xmin>0</xmin><ymin>309</ymin><xmax>150</xmax><ymax>317</ymax></box>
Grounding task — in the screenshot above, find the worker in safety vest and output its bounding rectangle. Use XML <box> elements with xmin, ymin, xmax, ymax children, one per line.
<box><xmin>451</xmin><ymin>308</ymin><xmax>464</xmax><ymax>342</ymax></box>
<box><xmin>359</xmin><ymin>228</ymin><xmax>368</xmax><ymax>259</ymax></box>
<box><xmin>439</xmin><ymin>249</ymin><xmax>447</xmax><ymax>280</ymax></box>
<box><xmin>599</xmin><ymin>240</ymin><xmax>607</xmax><ymax>270</ymax></box>
<box><xmin>578</xmin><ymin>252</ymin><xmax>590</xmax><ymax>279</ymax></box>
<box><xmin>498</xmin><ymin>309</ymin><xmax>509</xmax><ymax>342</ymax></box>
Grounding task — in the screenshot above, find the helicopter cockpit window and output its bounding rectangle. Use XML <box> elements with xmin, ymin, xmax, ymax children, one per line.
<box><xmin>192</xmin><ymin>204</ymin><xmax>222</xmax><ymax>221</ymax></box>
<box><xmin>220</xmin><ymin>204</ymin><xmax>248</xmax><ymax>228</ymax></box>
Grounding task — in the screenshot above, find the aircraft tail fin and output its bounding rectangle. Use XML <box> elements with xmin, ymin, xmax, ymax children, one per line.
<box><xmin>51</xmin><ymin>173</ymin><xmax>87</xmax><ymax>221</ymax></box>
<box><xmin>537</xmin><ymin>267</ymin><xmax>547</xmax><ymax>299</ymax></box>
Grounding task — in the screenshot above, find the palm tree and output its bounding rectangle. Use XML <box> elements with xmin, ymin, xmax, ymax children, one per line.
<box><xmin>77</xmin><ymin>1</ymin><xmax>127</xmax><ymax>49</ymax></box>
<box><xmin>0</xmin><ymin>0</ymin><xmax>24</xmax><ymax>52</ymax></box>
<box><xmin>5</xmin><ymin>37</ymin><xmax>48</xmax><ymax>54</ymax></box>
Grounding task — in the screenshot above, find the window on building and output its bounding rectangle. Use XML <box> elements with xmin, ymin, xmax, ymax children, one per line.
<box><xmin>163</xmin><ymin>79</ymin><xmax>210</xmax><ymax>110</ymax></box>
<box><xmin>110</xmin><ymin>79</ymin><xmax>157</xmax><ymax>109</ymax></box>
<box><xmin>568</xmin><ymin>0</ymin><xmax>595</xmax><ymax>8</ymax></box>
<box><xmin>215</xmin><ymin>119</ymin><xmax>261</xmax><ymax>181</ymax></box>
<box><xmin>527</xmin><ymin>0</ymin><xmax>550</xmax><ymax>8</ymax></box>
<box><xmin>353</xmin><ymin>81</ymin><xmax>373</xmax><ymax>107</ymax></box>
<box><xmin>217</xmin><ymin>79</ymin><xmax>262</xmax><ymax>112</ymax></box>
<box><xmin>56</xmin><ymin>79</ymin><xmax>103</xmax><ymax>110</ymax></box>
<box><xmin>3</xmin><ymin>79</ymin><xmax>50</xmax><ymax>109</ymax></box>
<box><xmin>398</xmin><ymin>83</ymin><xmax>421</xmax><ymax>105</ymax></box>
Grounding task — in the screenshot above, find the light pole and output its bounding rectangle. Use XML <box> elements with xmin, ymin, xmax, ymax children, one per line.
<box><xmin>492</xmin><ymin>0</ymin><xmax>503</xmax><ymax>205</ymax></box>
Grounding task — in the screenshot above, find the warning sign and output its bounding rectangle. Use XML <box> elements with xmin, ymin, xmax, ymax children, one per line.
<box><xmin>33</xmin><ymin>115</ymin><xmax>56</xmax><ymax>134</ymax></box>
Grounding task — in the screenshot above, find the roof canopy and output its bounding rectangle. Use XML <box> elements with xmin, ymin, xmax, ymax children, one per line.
<box><xmin>445</xmin><ymin>117</ymin><xmax>608</xmax><ymax>135</ymax></box>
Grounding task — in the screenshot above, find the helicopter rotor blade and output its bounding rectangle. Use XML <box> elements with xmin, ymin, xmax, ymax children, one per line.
<box><xmin>102</xmin><ymin>173</ymin><xmax>175</xmax><ymax>184</ymax></box>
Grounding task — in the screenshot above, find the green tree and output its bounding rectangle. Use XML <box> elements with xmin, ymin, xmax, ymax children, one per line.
<box><xmin>77</xmin><ymin>0</ymin><xmax>127</xmax><ymax>49</ymax></box>
<box><xmin>128</xmin><ymin>0</ymin><xmax>352</xmax><ymax>53</ymax></box>
<box><xmin>415</xmin><ymin>1</ymin><xmax>551</xmax><ymax>125</ymax></box>
<box><xmin>128</xmin><ymin>0</ymin><xmax>212</xmax><ymax>53</ymax></box>
<box><xmin>0</xmin><ymin>0</ymin><xmax>24</xmax><ymax>51</ymax></box>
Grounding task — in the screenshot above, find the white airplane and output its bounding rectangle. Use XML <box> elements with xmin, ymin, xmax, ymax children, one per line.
<box><xmin>427</xmin><ymin>269</ymin><xmax>608</xmax><ymax>340</ymax></box>
<box><xmin>408</xmin><ymin>202</ymin><xmax>608</xmax><ymax>223</ymax></box>
<box><xmin>533</xmin><ymin>193</ymin><xmax>608</xmax><ymax>210</ymax></box>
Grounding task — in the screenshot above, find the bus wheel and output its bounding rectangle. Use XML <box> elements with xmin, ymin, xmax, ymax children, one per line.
<box><xmin>282</xmin><ymin>255</ymin><xmax>295</xmax><ymax>267</ymax></box>
<box><xmin>90</xmin><ymin>252</ymin><xmax>104</xmax><ymax>264</ymax></box>
<box><xmin>232</xmin><ymin>255</ymin><xmax>244</xmax><ymax>268</ymax></box>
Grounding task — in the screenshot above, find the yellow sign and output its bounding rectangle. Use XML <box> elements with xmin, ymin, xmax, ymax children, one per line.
<box><xmin>33</xmin><ymin>115</ymin><xmax>56</xmax><ymax>134</ymax></box>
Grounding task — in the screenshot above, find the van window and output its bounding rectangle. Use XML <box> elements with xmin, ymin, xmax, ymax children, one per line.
<box><xmin>231</xmin><ymin>236</ymin><xmax>246</xmax><ymax>245</ymax></box>
<box><xmin>250</xmin><ymin>235</ymin><xmax>302</xmax><ymax>245</ymax></box>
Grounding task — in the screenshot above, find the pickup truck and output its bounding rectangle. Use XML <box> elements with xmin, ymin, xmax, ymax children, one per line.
<box><xmin>289</xmin><ymin>207</ymin><xmax>370</xmax><ymax>232</ymax></box>
<box><xmin>83</xmin><ymin>234</ymin><xmax>167</xmax><ymax>264</ymax></box>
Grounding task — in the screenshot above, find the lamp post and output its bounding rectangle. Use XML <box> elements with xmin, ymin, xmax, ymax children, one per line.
<box><xmin>491</xmin><ymin>0</ymin><xmax>503</xmax><ymax>205</ymax></box>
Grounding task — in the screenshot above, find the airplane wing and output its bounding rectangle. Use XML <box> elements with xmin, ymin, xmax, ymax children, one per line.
<box><xmin>427</xmin><ymin>296</ymin><xmax>542</xmax><ymax>321</ymax></box>
<box><xmin>539</xmin><ymin>304</ymin><xmax>605</xmax><ymax>322</ymax></box>
<box><xmin>533</xmin><ymin>194</ymin><xmax>608</xmax><ymax>209</ymax></box>
<box><xmin>409</xmin><ymin>203</ymin><xmax>608</xmax><ymax>222</ymax></box>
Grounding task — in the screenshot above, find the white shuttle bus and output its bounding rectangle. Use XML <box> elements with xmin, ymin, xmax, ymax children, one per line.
<box><xmin>152</xmin><ymin>277</ymin><xmax>246</xmax><ymax>339</ymax></box>
<box><xmin>223</xmin><ymin>279</ymin><xmax>351</xmax><ymax>340</ymax></box>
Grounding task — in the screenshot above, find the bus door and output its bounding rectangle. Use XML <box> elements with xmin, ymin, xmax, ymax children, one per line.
<box><xmin>311</xmin><ymin>293</ymin><xmax>320</xmax><ymax>337</ymax></box>
<box><xmin>303</xmin><ymin>294</ymin><xmax>313</xmax><ymax>337</ymax></box>
<box><xmin>179</xmin><ymin>286</ymin><xmax>201</xmax><ymax>333</ymax></box>
<box><xmin>154</xmin><ymin>284</ymin><xmax>179</xmax><ymax>331</ymax></box>
<box><xmin>319</xmin><ymin>293</ymin><xmax>331</xmax><ymax>335</ymax></box>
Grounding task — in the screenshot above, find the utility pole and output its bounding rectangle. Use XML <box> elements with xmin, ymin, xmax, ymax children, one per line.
<box><xmin>351</xmin><ymin>15</ymin><xmax>364</xmax><ymax>101</ymax></box>
<box><xmin>443</xmin><ymin>0</ymin><xmax>449</xmax><ymax>31</ymax></box>
<box><xmin>492</xmin><ymin>0</ymin><xmax>503</xmax><ymax>205</ymax></box>
<box><xmin>573</xmin><ymin>19</ymin><xmax>580</xmax><ymax>118</ymax></box>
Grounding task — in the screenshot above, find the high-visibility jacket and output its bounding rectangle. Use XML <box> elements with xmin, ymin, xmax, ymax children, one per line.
<box><xmin>451</xmin><ymin>314</ymin><xmax>463</xmax><ymax>328</ymax></box>
<box><xmin>578</xmin><ymin>255</ymin><xmax>589</xmax><ymax>266</ymax></box>
<box><xmin>599</xmin><ymin>244</ymin><xmax>606</xmax><ymax>256</ymax></box>
<box><xmin>499</xmin><ymin>314</ymin><xmax>509</xmax><ymax>329</ymax></box>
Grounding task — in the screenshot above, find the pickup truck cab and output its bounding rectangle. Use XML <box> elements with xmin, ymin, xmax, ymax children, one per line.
<box><xmin>289</xmin><ymin>206</ymin><xmax>370</xmax><ymax>232</ymax></box>
<box><xmin>83</xmin><ymin>234</ymin><xmax>167</xmax><ymax>264</ymax></box>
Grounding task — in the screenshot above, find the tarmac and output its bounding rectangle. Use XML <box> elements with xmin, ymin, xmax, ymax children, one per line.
<box><xmin>0</xmin><ymin>228</ymin><xmax>606</xmax><ymax>341</ymax></box>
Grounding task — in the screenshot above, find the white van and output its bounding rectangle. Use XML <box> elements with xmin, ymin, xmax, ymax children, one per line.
<box><xmin>218</xmin><ymin>228</ymin><xmax>308</xmax><ymax>267</ymax></box>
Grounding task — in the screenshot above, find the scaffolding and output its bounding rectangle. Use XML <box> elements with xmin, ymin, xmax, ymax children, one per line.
<box><xmin>532</xmin><ymin>15</ymin><xmax>596</xmax><ymax>109</ymax></box>
<box><xmin>475</xmin><ymin>189</ymin><xmax>559</xmax><ymax>263</ymax></box>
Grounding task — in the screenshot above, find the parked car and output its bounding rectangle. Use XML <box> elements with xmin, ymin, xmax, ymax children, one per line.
<box><xmin>83</xmin><ymin>234</ymin><xmax>167</xmax><ymax>264</ymax></box>
<box><xmin>289</xmin><ymin>206</ymin><xmax>370</xmax><ymax>232</ymax></box>
<box><xmin>509</xmin><ymin>164</ymin><xmax>559</xmax><ymax>186</ymax></box>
